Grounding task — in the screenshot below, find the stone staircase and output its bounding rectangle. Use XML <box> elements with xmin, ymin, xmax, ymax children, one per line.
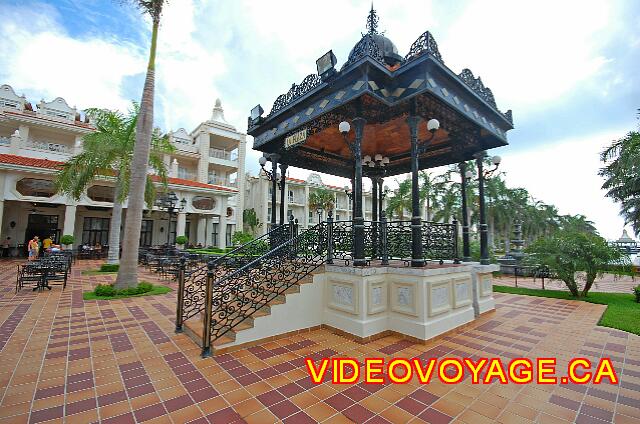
<box><xmin>182</xmin><ymin>274</ymin><xmax>315</xmax><ymax>354</ymax></box>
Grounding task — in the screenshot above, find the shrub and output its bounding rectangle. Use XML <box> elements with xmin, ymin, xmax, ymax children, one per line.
<box><xmin>60</xmin><ymin>234</ymin><xmax>75</xmax><ymax>246</ymax></box>
<box><xmin>94</xmin><ymin>284</ymin><xmax>117</xmax><ymax>297</ymax></box>
<box><xmin>138</xmin><ymin>282</ymin><xmax>153</xmax><ymax>293</ymax></box>
<box><xmin>231</xmin><ymin>231</ymin><xmax>253</xmax><ymax>246</ymax></box>
<box><xmin>99</xmin><ymin>263</ymin><xmax>119</xmax><ymax>272</ymax></box>
<box><xmin>175</xmin><ymin>235</ymin><xmax>188</xmax><ymax>246</ymax></box>
<box><xmin>526</xmin><ymin>230</ymin><xmax>630</xmax><ymax>297</ymax></box>
<box><xmin>93</xmin><ymin>282</ymin><xmax>154</xmax><ymax>297</ymax></box>
<box><xmin>634</xmin><ymin>285</ymin><xmax>640</xmax><ymax>303</ymax></box>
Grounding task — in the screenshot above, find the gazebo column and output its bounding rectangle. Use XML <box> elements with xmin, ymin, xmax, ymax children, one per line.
<box><xmin>371</xmin><ymin>176</ymin><xmax>378</xmax><ymax>258</ymax></box>
<box><xmin>352</xmin><ymin>117</ymin><xmax>366</xmax><ymax>266</ymax></box>
<box><xmin>350</xmin><ymin>177</ymin><xmax>355</xmax><ymax>216</ymax></box>
<box><xmin>270</xmin><ymin>156</ymin><xmax>278</xmax><ymax>230</ymax></box>
<box><xmin>474</xmin><ymin>152</ymin><xmax>489</xmax><ymax>265</ymax></box>
<box><xmin>378</xmin><ymin>178</ymin><xmax>383</xmax><ymax>220</ymax></box>
<box><xmin>459</xmin><ymin>162</ymin><xmax>471</xmax><ymax>262</ymax></box>
<box><xmin>408</xmin><ymin>115</ymin><xmax>424</xmax><ymax>267</ymax></box>
<box><xmin>278</xmin><ymin>163</ymin><xmax>288</xmax><ymax>225</ymax></box>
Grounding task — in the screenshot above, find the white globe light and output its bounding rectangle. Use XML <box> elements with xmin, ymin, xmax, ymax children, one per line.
<box><xmin>258</xmin><ymin>156</ymin><xmax>267</xmax><ymax>166</ymax></box>
<box><xmin>338</xmin><ymin>121</ymin><xmax>351</xmax><ymax>134</ymax></box>
<box><xmin>427</xmin><ymin>118</ymin><xmax>440</xmax><ymax>132</ymax></box>
<box><xmin>382</xmin><ymin>157</ymin><xmax>390</xmax><ymax>164</ymax></box>
<box><xmin>374</xmin><ymin>154</ymin><xmax>383</xmax><ymax>162</ymax></box>
<box><xmin>368</xmin><ymin>162</ymin><xmax>375</xmax><ymax>167</ymax></box>
<box><xmin>465</xmin><ymin>170</ymin><xmax>474</xmax><ymax>179</ymax></box>
<box><xmin>363</xmin><ymin>155</ymin><xmax>371</xmax><ymax>163</ymax></box>
<box><xmin>492</xmin><ymin>155</ymin><xmax>502</xmax><ymax>165</ymax></box>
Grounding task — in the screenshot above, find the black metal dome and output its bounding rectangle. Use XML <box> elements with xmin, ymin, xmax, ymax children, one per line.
<box><xmin>344</xmin><ymin>6</ymin><xmax>403</xmax><ymax>68</ymax></box>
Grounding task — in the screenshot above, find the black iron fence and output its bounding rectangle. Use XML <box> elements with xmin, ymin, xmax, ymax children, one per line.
<box><xmin>175</xmin><ymin>216</ymin><xmax>459</xmax><ymax>355</ymax></box>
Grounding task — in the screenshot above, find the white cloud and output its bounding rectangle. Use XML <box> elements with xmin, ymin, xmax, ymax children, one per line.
<box><xmin>0</xmin><ymin>4</ymin><xmax>145</xmax><ymax>112</ymax></box>
<box><xmin>499</xmin><ymin>128</ymin><xmax>631</xmax><ymax>240</ymax></box>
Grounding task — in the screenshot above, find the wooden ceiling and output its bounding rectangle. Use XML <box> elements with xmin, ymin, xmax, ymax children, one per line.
<box><xmin>304</xmin><ymin>115</ymin><xmax>450</xmax><ymax>160</ymax></box>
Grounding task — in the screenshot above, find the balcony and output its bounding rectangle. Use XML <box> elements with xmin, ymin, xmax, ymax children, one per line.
<box><xmin>209</xmin><ymin>148</ymin><xmax>237</xmax><ymax>161</ymax></box>
<box><xmin>25</xmin><ymin>138</ymin><xmax>70</xmax><ymax>154</ymax></box>
<box><xmin>178</xmin><ymin>169</ymin><xmax>197</xmax><ymax>181</ymax></box>
<box><xmin>171</xmin><ymin>140</ymin><xmax>199</xmax><ymax>154</ymax></box>
<box><xmin>208</xmin><ymin>175</ymin><xmax>238</xmax><ymax>188</ymax></box>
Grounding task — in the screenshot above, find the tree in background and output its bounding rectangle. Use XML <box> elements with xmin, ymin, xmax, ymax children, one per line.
<box><xmin>243</xmin><ymin>208</ymin><xmax>262</xmax><ymax>235</ymax></box>
<box><xmin>55</xmin><ymin>105</ymin><xmax>172</xmax><ymax>266</ymax></box>
<box><xmin>116</xmin><ymin>0</ymin><xmax>166</xmax><ymax>288</ymax></box>
<box><xmin>600</xmin><ymin>110</ymin><xmax>640</xmax><ymax>235</ymax></box>
<box><xmin>308</xmin><ymin>188</ymin><xmax>335</xmax><ymax>220</ymax></box>
<box><xmin>385</xmin><ymin>179</ymin><xmax>412</xmax><ymax>220</ymax></box>
<box><xmin>526</xmin><ymin>231</ymin><xmax>629</xmax><ymax>297</ymax></box>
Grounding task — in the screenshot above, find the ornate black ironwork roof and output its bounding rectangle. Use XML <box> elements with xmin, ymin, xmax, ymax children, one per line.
<box><xmin>248</xmin><ymin>8</ymin><xmax>514</xmax><ymax>178</ymax></box>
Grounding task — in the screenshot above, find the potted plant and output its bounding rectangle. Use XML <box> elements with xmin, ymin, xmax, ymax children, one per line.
<box><xmin>60</xmin><ymin>234</ymin><xmax>75</xmax><ymax>249</ymax></box>
<box><xmin>175</xmin><ymin>235</ymin><xmax>188</xmax><ymax>249</ymax></box>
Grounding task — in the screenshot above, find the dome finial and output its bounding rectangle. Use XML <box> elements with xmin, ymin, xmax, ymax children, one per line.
<box><xmin>366</xmin><ymin>3</ymin><xmax>379</xmax><ymax>34</ymax></box>
<box><xmin>210</xmin><ymin>98</ymin><xmax>228</xmax><ymax>124</ymax></box>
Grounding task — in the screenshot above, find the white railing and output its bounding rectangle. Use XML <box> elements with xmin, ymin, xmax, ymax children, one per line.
<box><xmin>172</xmin><ymin>139</ymin><xmax>199</xmax><ymax>153</ymax></box>
<box><xmin>209</xmin><ymin>148</ymin><xmax>238</xmax><ymax>161</ymax></box>
<box><xmin>0</xmin><ymin>136</ymin><xmax>10</xmax><ymax>146</ymax></box>
<box><xmin>178</xmin><ymin>169</ymin><xmax>197</xmax><ymax>180</ymax></box>
<box><xmin>208</xmin><ymin>175</ymin><xmax>238</xmax><ymax>187</ymax></box>
<box><xmin>26</xmin><ymin>138</ymin><xmax>70</xmax><ymax>154</ymax></box>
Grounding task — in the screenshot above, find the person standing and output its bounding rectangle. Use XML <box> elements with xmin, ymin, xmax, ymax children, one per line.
<box><xmin>42</xmin><ymin>235</ymin><xmax>53</xmax><ymax>251</ymax></box>
<box><xmin>28</xmin><ymin>236</ymin><xmax>39</xmax><ymax>261</ymax></box>
<box><xmin>1</xmin><ymin>237</ymin><xmax>10</xmax><ymax>258</ymax></box>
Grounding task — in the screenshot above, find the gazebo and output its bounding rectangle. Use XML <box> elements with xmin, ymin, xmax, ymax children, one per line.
<box><xmin>250</xmin><ymin>7</ymin><xmax>513</xmax><ymax>267</ymax></box>
<box><xmin>175</xmin><ymin>7</ymin><xmax>515</xmax><ymax>355</ymax></box>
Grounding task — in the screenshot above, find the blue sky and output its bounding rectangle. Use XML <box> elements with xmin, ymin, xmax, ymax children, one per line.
<box><xmin>1</xmin><ymin>0</ymin><xmax>639</xmax><ymax>239</ymax></box>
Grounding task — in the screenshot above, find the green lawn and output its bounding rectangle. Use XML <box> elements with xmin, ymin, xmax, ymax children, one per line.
<box><xmin>81</xmin><ymin>270</ymin><xmax>119</xmax><ymax>276</ymax></box>
<box><xmin>493</xmin><ymin>285</ymin><xmax>640</xmax><ymax>336</ymax></box>
<box><xmin>83</xmin><ymin>284</ymin><xmax>171</xmax><ymax>300</ymax></box>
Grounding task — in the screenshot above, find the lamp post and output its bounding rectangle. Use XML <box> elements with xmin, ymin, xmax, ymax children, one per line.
<box><xmin>339</xmin><ymin>119</ymin><xmax>367</xmax><ymax>266</ymax></box>
<box><xmin>408</xmin><ymin>112</ymin><xmax>440</xmax><ymax>267</ymax></box>
<box><xmin>316</xmin><ymin>207</ymin><xmax>323</xmax><ymax>224</ymax></box>
<box><xmin>155</xmin><ymin>192</ymin><xmax>186</xmax><ymax>246</ymax></box>
<box><xmin>469</xmin><ymin>153</ymin><xmax>501</xmax><ymax>265</ymax></box>
<box><xmin>259</xmin><ymin>153</ymin><xmax>282</xmax><ymax>230</ymax></box>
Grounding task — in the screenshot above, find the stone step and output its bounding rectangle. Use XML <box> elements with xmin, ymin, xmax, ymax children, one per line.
<box><xmin>182</xmin><ymin>271</ymin><xmax>318</xmax><ymax>355</ymax></box>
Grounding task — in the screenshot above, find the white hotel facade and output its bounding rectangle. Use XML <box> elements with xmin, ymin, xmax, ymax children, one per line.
<box><xmin>0</xmin><ymin>84</ymin><xmax>246</xmax><ymax>253</ymax></box>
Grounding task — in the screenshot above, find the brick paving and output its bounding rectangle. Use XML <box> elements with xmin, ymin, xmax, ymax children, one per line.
<box><xmin>0</xmin><ymin>259</ymin><xmax>638</xmax><ymax>423</ymax></box>
<box><xmin>494</xmin><ymin>274</ymin><xmax>638</xmax><ymax>294</ymax></box>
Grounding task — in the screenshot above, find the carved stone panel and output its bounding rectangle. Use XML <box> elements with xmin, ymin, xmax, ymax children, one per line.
<box><xmin>391</xmin><ymin>281</ymin><xmax>417</xmax><ymax>316</ymax></box>
<box><xmin>480</xmin><ymin>274</ymin><xmax>493</xmax><ymax>297</ymax></box>
<box><xmin>452</xmin><ymin>278</ymin><xmax>472</xmax><ymax>308</ymax></box>
<box><xmin>429</xmin><ymin>281</ymin><xmax>451</xmax><ymax>317</ymax></box>
<box><xmin>327</xmin><ymin>280</ymin><xmax>358</xmax><ymax>315</ymax></box>
<box><xmin>367</xmin><ymin>281</ymin><xmax>387</xmax><ymax>315</ymax></box>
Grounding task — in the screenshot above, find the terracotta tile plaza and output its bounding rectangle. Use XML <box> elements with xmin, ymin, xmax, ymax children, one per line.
<box><xmin>0</xmin><ymin>259</ymin><xmax>638</xmax><ymax>424</ymax></box>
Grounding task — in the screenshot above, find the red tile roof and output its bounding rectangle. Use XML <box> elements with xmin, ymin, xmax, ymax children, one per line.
<box><xmin>0</xmin><ymin>154</ymin><xmax>63</xmax><ymax>169</ymax></box>
<box><xmin>0</xmin><ymin>153</ymin><xmax>236</xmax><ymax>192</ymax></box>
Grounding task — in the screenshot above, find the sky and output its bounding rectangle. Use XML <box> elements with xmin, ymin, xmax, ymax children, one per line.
<box><xmin>0</xmin><ymin>0</ymin><xmax>639</xmax><ymax>240</ymax></box>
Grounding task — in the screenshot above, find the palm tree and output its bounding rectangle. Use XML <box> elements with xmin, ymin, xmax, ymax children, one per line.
<box><xmin>116</xmin><ymin>0</ymin><xmax>166</xmax><ymax>288</ymax></box>
<box><xmin>55</xmin><ymin>105</ymin><xmax>173</xmax><ymax>266</ymax></box>
<box><xmin>419</xmin><ymin>171</ymin><xmax>436</xmax><ymax>221</ymax></box>
<box><xmin>385</xmin><ymin>179</ymin><xmax>412</xmax><ymax>220</ymax></box>
<box><xmin>599</xmin><ymin>111</ymin><xmax>640</xmax><ymax>234</ymax></box>
<box><xmin>308</xmin><ymin>188</ymin><xmax>335</xmax><ymax>221</ymax></box>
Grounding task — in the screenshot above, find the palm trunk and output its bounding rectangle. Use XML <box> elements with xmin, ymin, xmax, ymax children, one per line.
<box><xmin>107</xmin><ymin>181</ymin><xmax>123</xmax><ymax>264</ymax></box>
<box><xmin>115</xmin><ymin>17</ymin><xmax>159</xmax><ymax>289</ymax></box>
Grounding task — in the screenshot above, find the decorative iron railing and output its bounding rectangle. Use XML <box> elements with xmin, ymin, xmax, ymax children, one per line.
<box><xmin>176</xmin><ymin>223</ymin><xmax>291</xmax><ymax>332</ymax></box>
<box><xmin>202</xmin><ymin>221</ymin><xmax>325</xmax><ymax>355</ymax></box>
<box><xmin>176</xmin><ymin>216</ymin><xmax>459</xmax><ymax>355</ymax></box>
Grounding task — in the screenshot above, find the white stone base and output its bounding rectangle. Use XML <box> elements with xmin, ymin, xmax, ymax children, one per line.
<box><xmin>218</xmin><ymin>262</ymin><xmax>497</xmax><ymax>350</ymax></box>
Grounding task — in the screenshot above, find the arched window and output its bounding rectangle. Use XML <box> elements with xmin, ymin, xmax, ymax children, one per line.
<box><xmin>16</xmin><ymin>178</ymin><xmax>55</xmax><ymax>197</ymax></box>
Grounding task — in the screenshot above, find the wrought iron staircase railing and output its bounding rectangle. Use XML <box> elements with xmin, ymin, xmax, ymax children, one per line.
<box><xmin>175</xmin><ymin>223</ymin><xmax>291</xmax><ymax>333</ymax></box>
<box><xmin>175</xmin><ymin>215</ymin><xmax>459</xmax><ymax>357</ymax></box>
